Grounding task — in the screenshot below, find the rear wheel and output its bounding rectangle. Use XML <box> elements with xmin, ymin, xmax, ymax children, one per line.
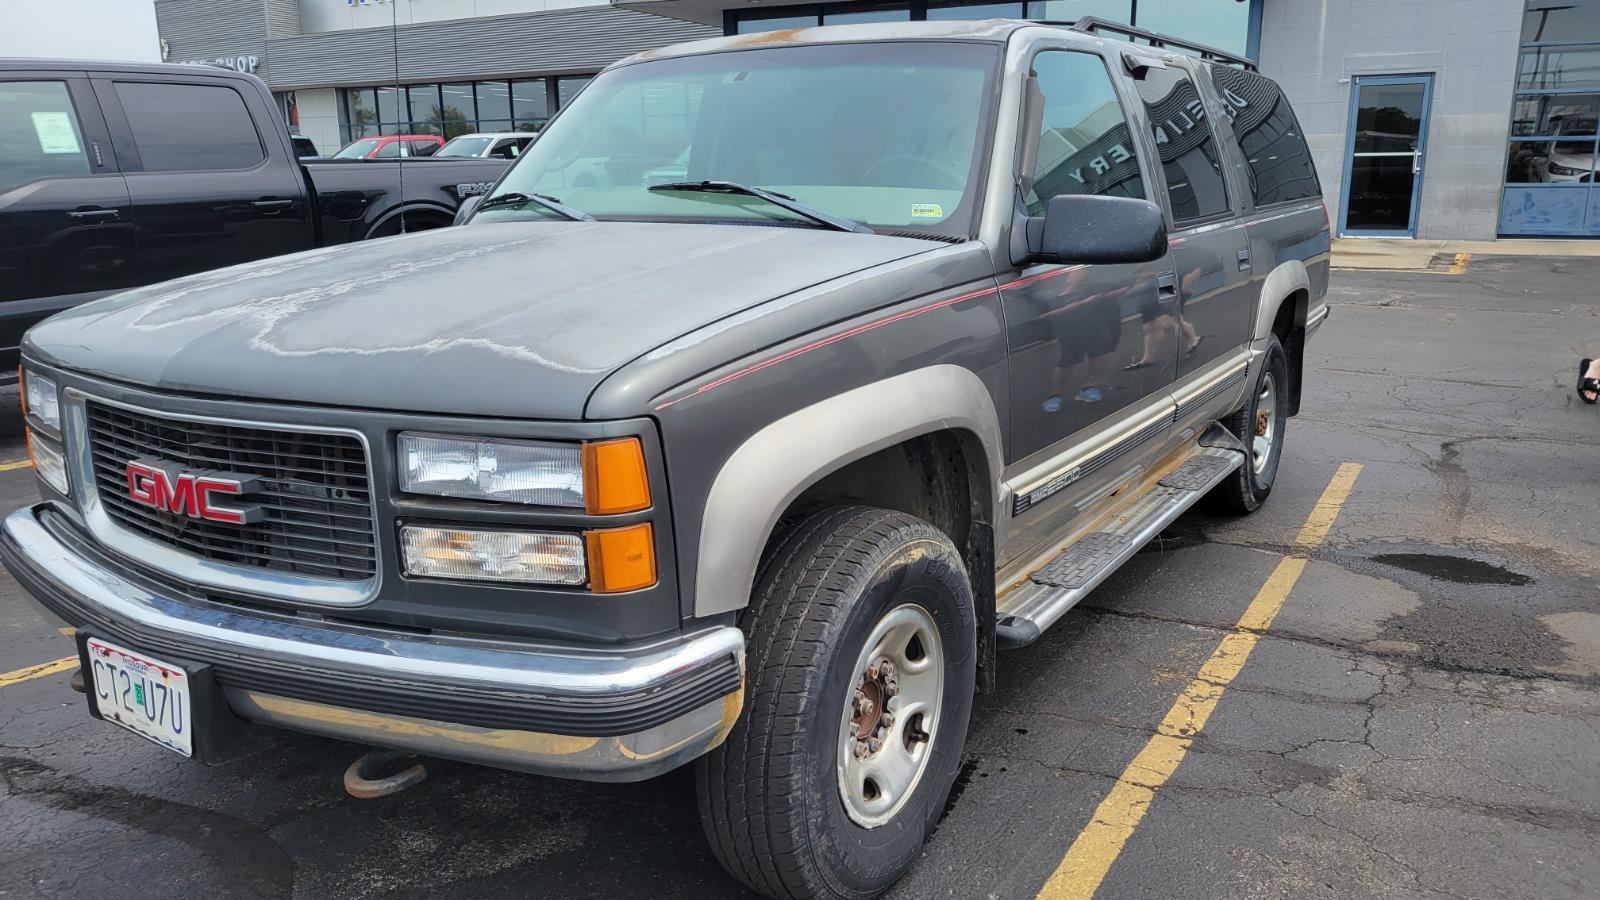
<box><xmin>696</xmin><ymin>506</ymin><xmax>977</xmax><ymax>900</ymax></box>
<box><xmin>1212</xmin><ymin>334</ymin><xmax>1289</xmax><ymax>514</ymax></box>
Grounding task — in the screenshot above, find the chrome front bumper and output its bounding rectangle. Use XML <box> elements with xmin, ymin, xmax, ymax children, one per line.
<box><xmin>1</xmin><ymin>504</ymin><xmax>745</xmax><ymax>782</ymax></box>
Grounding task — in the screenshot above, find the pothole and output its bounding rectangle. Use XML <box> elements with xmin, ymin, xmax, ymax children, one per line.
<box><xmin>1370</xmin><ymin>552</ymin><xmax>1533</xmax><ymax>586</ymax></box>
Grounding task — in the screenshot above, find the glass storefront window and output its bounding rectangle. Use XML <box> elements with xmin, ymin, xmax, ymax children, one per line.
<box><xmin>347</xmin><ymin>88</ymin><xmax>377</xmax><ymax>138</ymax></box>
<box><xmin>476</xmin><ymin>81</ymin><xmax>511</xmax><ymax>122</ymax></box>
<box><xmin>724</xmin><ymin>0</ymin><xmax>1252</xmax><ymax>58</ymax></box>
<box><xmin>1512</xmin><ymin>93</ymin><xmax>1600</xmax><ymax>136</ymax></box>
<box><xmin>735</xmin><ymin>13</ymin><xmax>816</xmax><ymax>33</ymax></box>
<box><xmin>375</xmin><ymin>87</ymin><xmax>400</xmax><ymax>125</ymax></box>
<box><xmin>407</xmin><ymin>84</ymin><xmax>441</xmax><ymax>134</ymax></box>
<box><xmin>557</xmin><ymin>76</ymin><xmax>592</xmax><ymax>109</ymax></box>
<box><xmin>822</xmin><ymin>4</ymin><xmax>911</xmax><ymax>25</ymax></box>
<box><xmin>1517</xmin><ymin>45</ymin><xmax>1600</xmax><ymax>90</ymax></box>
<box><xmin>1026</xmin><ymin>0</ymin><xmax>1132</xmax><ymax>24</ymax></box>
<box><xmin>1522</xmin><ymin>1</ymin><xmax>1600</xmax><ymax>43</ymax></box>
<box><xmin>439</xmin><ymin>83</ymin><xmax>476</xmax><ymax>138</ymax></box>
<box><xmin>512</xmin><ymin>79</ymin><xmax>549</xmax><ymax>130</ymax></box>
<box><xmin>1135</xmin><ymin>0</ymin><xmax>1250</xmax><ymax>56</ymax></box>
<box><xmin>927</xmin><ymin>1</ymin><xmax>1024</xmax><ymax>19</ymax></box>
<box><xmin>1502</xmin><ymin>2</ymin><xmax>1600</xmax><ymax>236</ymax></box>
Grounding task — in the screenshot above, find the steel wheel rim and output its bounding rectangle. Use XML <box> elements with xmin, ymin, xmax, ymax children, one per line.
<box><xmin>836</xmin><ymin>603</ymin><xmax>944</xmax><ymax>829</ymax></box>
<box><xmin>1252</xmin><ymin>372</ymin><xmax>1279</xmax><ymax>476</ymax></box>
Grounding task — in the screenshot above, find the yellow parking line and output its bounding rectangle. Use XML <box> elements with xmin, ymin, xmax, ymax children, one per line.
<box><xmin>1448</xmin><ymin>252</ymin><xmax>1471</xmax><ymax>275</ymax></box>
<box><xmin>0</xmin><ymin>656</ymin><xmax>78</xmax><ymax>688</ymax></box>
<box><xmin>0</xmin><ymin>459</ymin><xmax>31</xmax><ymax>471</ymax></box>
<box><xmin>1036</xmin><ymin>463</ymin><xmax>1363</xmax><ymax>900</ymax></box>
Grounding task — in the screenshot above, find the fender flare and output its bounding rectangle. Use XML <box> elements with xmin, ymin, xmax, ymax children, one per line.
<box><xmin>364</xmin><ymin>202</ymin><xmax>455</xmax><ymax>238</ymax></box>
<box><xmin>1252</xmin><ymin>259</ymin><xmax>1311</xmax><ymax>341</ymax></box>
<box><xmin>693</xmin><ymin>364</ymin><xmax>1004</xmax><ymax>617</ymax></box>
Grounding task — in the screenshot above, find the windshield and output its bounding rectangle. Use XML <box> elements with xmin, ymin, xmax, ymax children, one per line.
<box><xmin>479</xmin><ymin>42</ymin><xmax>999</xmax><ymax>238</ymax></box>
<box><xmin>336</xmin><ymin>138</ymin><xmax>382</xmax><ymax>159</ymax></box>
<box><xmin>438</xmin><ymin>136</ymin><xmax>494</xmax><ymax>157</ymax></box>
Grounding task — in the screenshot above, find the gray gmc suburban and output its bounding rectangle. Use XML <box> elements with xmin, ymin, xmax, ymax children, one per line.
<box><xmin>1</xmin><ymin>18</ymin><xmax>1329</xmax><ymax>900</ymax></box>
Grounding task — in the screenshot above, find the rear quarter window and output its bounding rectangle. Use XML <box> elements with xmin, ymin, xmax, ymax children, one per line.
<box><xmin>1210</xmin><ymin>67</ymin><xmax>1322</xmax><ymax>206</ymax></box>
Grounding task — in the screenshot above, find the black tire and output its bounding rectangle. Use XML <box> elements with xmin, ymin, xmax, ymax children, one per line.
<box><xmin>696</xmin><ymin>506</ymin><xmax>977</xmax><ymax>900</ymax></box>
<box><xmin>1212</xmin><ymin>334</ymin><xmax>1289</xmax><ymax>515</ymax></box>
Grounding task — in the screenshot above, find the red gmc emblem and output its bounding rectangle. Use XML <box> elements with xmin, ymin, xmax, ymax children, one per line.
<box><xmin>124</xmin><ymin>459</ymin><xmax>263</xmax><ymax>525</ymax></box>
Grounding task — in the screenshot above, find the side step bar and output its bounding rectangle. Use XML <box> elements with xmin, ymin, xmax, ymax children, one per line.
<box><xmin>994</xmin><ymin>426</ymin><xmax>1246</xmax><ymax>649</ymax></box>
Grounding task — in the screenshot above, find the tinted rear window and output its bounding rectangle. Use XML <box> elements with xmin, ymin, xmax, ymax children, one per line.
<box><xmin>1211</xmin><ymin>67</ymin><xmax>1321</xmax><ymax>206</ymax></box>
<box><xmin>115</xmin><ymin>81</ymin><xmax>264</xmax><ymax>172</ymax></box>
<box><xmin>1132</xmin><ymin>66</ymin><xmax>1231</xmax><ymax>224</ymax></box>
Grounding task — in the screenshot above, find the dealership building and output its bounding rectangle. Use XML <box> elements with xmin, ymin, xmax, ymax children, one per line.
<box><xmin>151</xmin><ymin>0</ymin><xmax>1600</xmax><ymax>239</ymax></box>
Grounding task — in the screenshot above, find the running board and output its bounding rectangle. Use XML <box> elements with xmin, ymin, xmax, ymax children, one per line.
<box><xmin>994</xmin><ymin>428</ymin><xmax>1246</xmax><ymax>649</ymax></box>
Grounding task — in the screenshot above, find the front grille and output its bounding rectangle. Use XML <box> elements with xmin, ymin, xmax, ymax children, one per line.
<box><xmin>85</xmin><ymin>400</ymin><xmax>377</xmax><ymax>581</ymax></box>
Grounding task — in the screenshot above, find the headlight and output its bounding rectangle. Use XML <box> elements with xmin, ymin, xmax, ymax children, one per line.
<box><xmin>397</xmin><ymin>432</ymin><xmax>649</xmax><ymax>513</ymax></box>
<box><xmin>402</xmin><ymin>525</ymin><xmax>586</xmax><ymax>585</ymax></box>
<box><xmin>22</xmin><ymin>370</ymin><xmax>61</xmax><ymax>434</ymax></box>
<box><xmin>27</xmin><ymin>430</ymin><xmax>69</xmax><ymax>495</ymax></box>
<box><xmin>400</xmin><ymin>433</ymin><xmax>582</xmax><ymax>506</ymax></box>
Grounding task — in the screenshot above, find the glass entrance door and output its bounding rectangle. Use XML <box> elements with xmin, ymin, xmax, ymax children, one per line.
<box><xmin>1340</xmin><ymin>74</ymin><xmax>1434</xmax><ymax>236</ymax></box>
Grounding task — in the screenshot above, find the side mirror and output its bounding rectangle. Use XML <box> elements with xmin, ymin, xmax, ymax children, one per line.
<box><xmin>1027</xmin><ymin>194</ymin><xmax>1168</xmax><ymax>265</ymax></box>
<box><xmin>453</xmin><ymin>194</ymin><xmax>483</xmax><ymax>226</ymax></box>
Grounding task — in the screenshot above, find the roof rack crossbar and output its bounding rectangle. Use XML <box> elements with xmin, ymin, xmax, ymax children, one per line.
<box><xmin>1046</xmin><ymin>16</ymin><xmax>1257</xmax><ymax>71</ymax></box>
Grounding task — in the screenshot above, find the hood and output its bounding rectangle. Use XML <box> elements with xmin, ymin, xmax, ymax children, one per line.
<box><xmin>25</xmin><ymin>221</ymin><xmax>936</xmax><ymax>419</ymax></box>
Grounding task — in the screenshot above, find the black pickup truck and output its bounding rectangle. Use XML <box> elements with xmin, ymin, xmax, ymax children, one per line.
<box><xmin>0</xmin><ymin>59</ymin><xmax>512</xmax><ymax>377</ymax></box>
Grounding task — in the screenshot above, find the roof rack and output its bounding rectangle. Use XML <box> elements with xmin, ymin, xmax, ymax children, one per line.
<box><xmin>1046</xmin><ymin>16</ymin><xmax>1257</xmax><ymax>71</ymax></box>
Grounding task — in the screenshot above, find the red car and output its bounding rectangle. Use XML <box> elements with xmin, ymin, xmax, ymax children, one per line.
<box><xmin>333</xmin><ymin>134</ymin><xmax>443</xmax><ymax>159</ymax></box>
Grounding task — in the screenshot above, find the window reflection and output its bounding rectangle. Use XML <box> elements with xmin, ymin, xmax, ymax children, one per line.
<box><xmin>1132</xmin><ymin>67</ymin><xmax>1230</xmax><ymax>222</ymax></box>
<box><xmin>1517</xmin><ymin>46</ymin><xmax>1600</xmax><ymax>91</ymax></box>
<box><xmin>1028</xmin><ymin>50</ymin><xmax>1144</xmax><ymax>212</ymax></box>
<box><xmin>1522</xmin><ymin>0</ymin><xmax>1600</xmax><ymax>43</ymax></box>
<box><xmin>1512</xmin><ymin>93</ymin><xmax>1600</xmax><ymax>136</ymax></box>
<box><xmin>1211</xmin><ymin>66</ymin><xmax>1320</xmax><ymax>205</ymax></box>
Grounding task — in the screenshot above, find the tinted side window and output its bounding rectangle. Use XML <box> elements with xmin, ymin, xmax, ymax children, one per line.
<box><xmin>115</xmin><ymin>81</ymin><xmax>264</xmax><ymax>172</ymax></box>
<box><xmin>373</xmin><ymin>141</ymin><xmax>400</xmax><ymax>158</ymax></box>
<box><xmin>1211</xmin><ymin>67</ymin><xmax>1321</xmax><ymax>206</ymax></box>
<box><xmin>0</xmin><ymin>81</ymin><xmax>92</xmax><ymax>193</ymax></box>
<box><xmin>1132</xmin><ymin>66</ymin><xmax>1231</xmax><ymax>223</ymax></box>
<box><xmin>1027</xmin><ymin>51</ymin><xmax>1145</xmax><ymax>215</ymax></box>
<box><xmin>407</xmin><ymin>139</ymin><xmax>439</xmax><ymax>156</ymax></box>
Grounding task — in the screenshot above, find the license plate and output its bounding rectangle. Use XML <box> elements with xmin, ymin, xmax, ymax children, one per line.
<box><xmin>84</xmin><ymin>637</ymin><xmax>194</xmax><ymax>758</ymax></box>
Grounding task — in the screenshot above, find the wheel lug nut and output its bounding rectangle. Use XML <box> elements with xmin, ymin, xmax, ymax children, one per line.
<box><xmin>879</xmin><ymin>712</ymin><xmax>894</xmax><ymax>728</ymax></box>
<box><xmin>880</xmin><ymin>661</ymin><xmax>896</xmax><ymax>678</ymax></box>
<box><xmin>867</xmin><ymin>737</ymin><xmax>883</xmax><ymax>753</ymax></box>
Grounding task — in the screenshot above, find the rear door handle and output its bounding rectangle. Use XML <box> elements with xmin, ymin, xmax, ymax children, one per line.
<box><xmin>252</xmin><ymin>198</ymin><xmax>295</xmax><ymax>213</ymax></box>
<box><xmin>67</xmin><ymin>207</ymin><xmax>119</xmax><ymax>222</ymax></box>
<box><xmin>1237</xmin><ymin>248</ymin><xmax>1252</xmax><ymax>272</ymax></box>
<box><xmin>1157</xmin><ymin>272</ymin><xmax>1178</xmax><ymax>302</ymax></box>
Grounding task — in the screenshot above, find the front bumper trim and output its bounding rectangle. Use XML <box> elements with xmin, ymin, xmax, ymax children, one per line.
<box><xmin>1</xmin><ymin>504</ymin><xmax>745</xmax><ymax>781</ymax></box>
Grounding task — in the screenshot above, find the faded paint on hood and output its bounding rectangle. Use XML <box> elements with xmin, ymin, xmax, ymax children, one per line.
<box><xmin>24</xmin><ymin>221</ymin><xmax>936</xmax><ymax>419</ymax></box>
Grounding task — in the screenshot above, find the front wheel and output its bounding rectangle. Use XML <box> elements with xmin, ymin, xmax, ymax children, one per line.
<box><xmin>1212</xmin><ymin>334</ymin><xmax>1289</xmax><ymax>514</ymax></box>
<box><xmin>696</xmin><ymin>506</ymin><xmax>977</xmax><ymax>900</ymax></box>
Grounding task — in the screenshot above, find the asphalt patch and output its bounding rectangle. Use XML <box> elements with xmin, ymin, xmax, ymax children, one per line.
<box><xmin>1370</xmin><ymin>552</ymin><xmax>1533</xmax><ymax>586</ymax></box>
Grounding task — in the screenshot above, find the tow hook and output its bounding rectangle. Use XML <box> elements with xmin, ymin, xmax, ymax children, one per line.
<box><xmin>343</xmin><ymin>750</ymin><xmax>428</xmax><ymax>799</ymax></box>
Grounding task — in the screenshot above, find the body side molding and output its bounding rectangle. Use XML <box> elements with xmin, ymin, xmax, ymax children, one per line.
<box><xmin>693</xmin><ymin>364</ymin><xmax>1004</xmax><ymax>617</ymax></box>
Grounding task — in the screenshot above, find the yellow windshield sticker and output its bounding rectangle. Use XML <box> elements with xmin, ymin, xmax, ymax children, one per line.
<box><xmin>910</xmin><ymin>203</ymin><xmax>944</xmax><ymax>218</ymax></box>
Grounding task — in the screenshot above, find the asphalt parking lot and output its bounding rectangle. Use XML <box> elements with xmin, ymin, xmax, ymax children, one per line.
<box><xmin>1</xmin><ymin>255</ymin><xmax>1597</xmax><ymax>900</ymax></box>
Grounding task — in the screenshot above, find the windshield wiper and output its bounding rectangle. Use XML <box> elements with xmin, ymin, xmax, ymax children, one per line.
<box><xmin>648</xmin><ymin>180</ymin><xmax>874</xmax><ymax>235</ymax></box>
<box><xmin>476</xmin><ymin>191</ymin><xmax>594</xmax><ymax>222</ymax></box>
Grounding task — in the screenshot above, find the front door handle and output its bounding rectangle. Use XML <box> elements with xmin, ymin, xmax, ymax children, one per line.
<box><xmin>1157</xmin><ymin>272</ymin><xmax>1178</xmax><ymax>303</ymax></box>
<box><xmin>67</xmin><ymin>207</ymin><xmax>119</xmax><ymax>222</ymax></box>
<box><xmin>1237</xmin><ymin>248</ymin><xmax>1252</xmax><ymax>272</ymax></box>
<box><xmin>252</xmin><ymin>198</ymin><xmax>294</xmax><ymax>214</ymax></box>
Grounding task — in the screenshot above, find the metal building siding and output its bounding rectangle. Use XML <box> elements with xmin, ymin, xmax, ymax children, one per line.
<box><xmin>264</xmin><ymin>7</ymin><xmax>717</xmax><ymax>90</ymax></box>
<box><xmin>154</xmin><ymin>0</ymin><xmax>269</xmax><ymax>77</ymax></box>
<box><xmin>263</xmin><ymin>0</ymin><xmax>301</xmax><ymax>38</ymax></box>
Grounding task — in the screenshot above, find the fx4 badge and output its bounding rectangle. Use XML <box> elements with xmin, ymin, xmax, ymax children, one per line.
<box><xmin>124</xmin><ymin>459</ymin><xmax>264</xmax><ymax>525</ymax></box>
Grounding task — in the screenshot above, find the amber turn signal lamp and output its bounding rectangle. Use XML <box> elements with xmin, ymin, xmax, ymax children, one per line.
<box><xmin>583</xmin><ymin>438</ymin><xmax>650</xmax><ymax>515</ymax></box>
<box><xmin>586</xmin><ymin>522</ymin><xmax>656</xmax><ymax>593</ymax></box>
